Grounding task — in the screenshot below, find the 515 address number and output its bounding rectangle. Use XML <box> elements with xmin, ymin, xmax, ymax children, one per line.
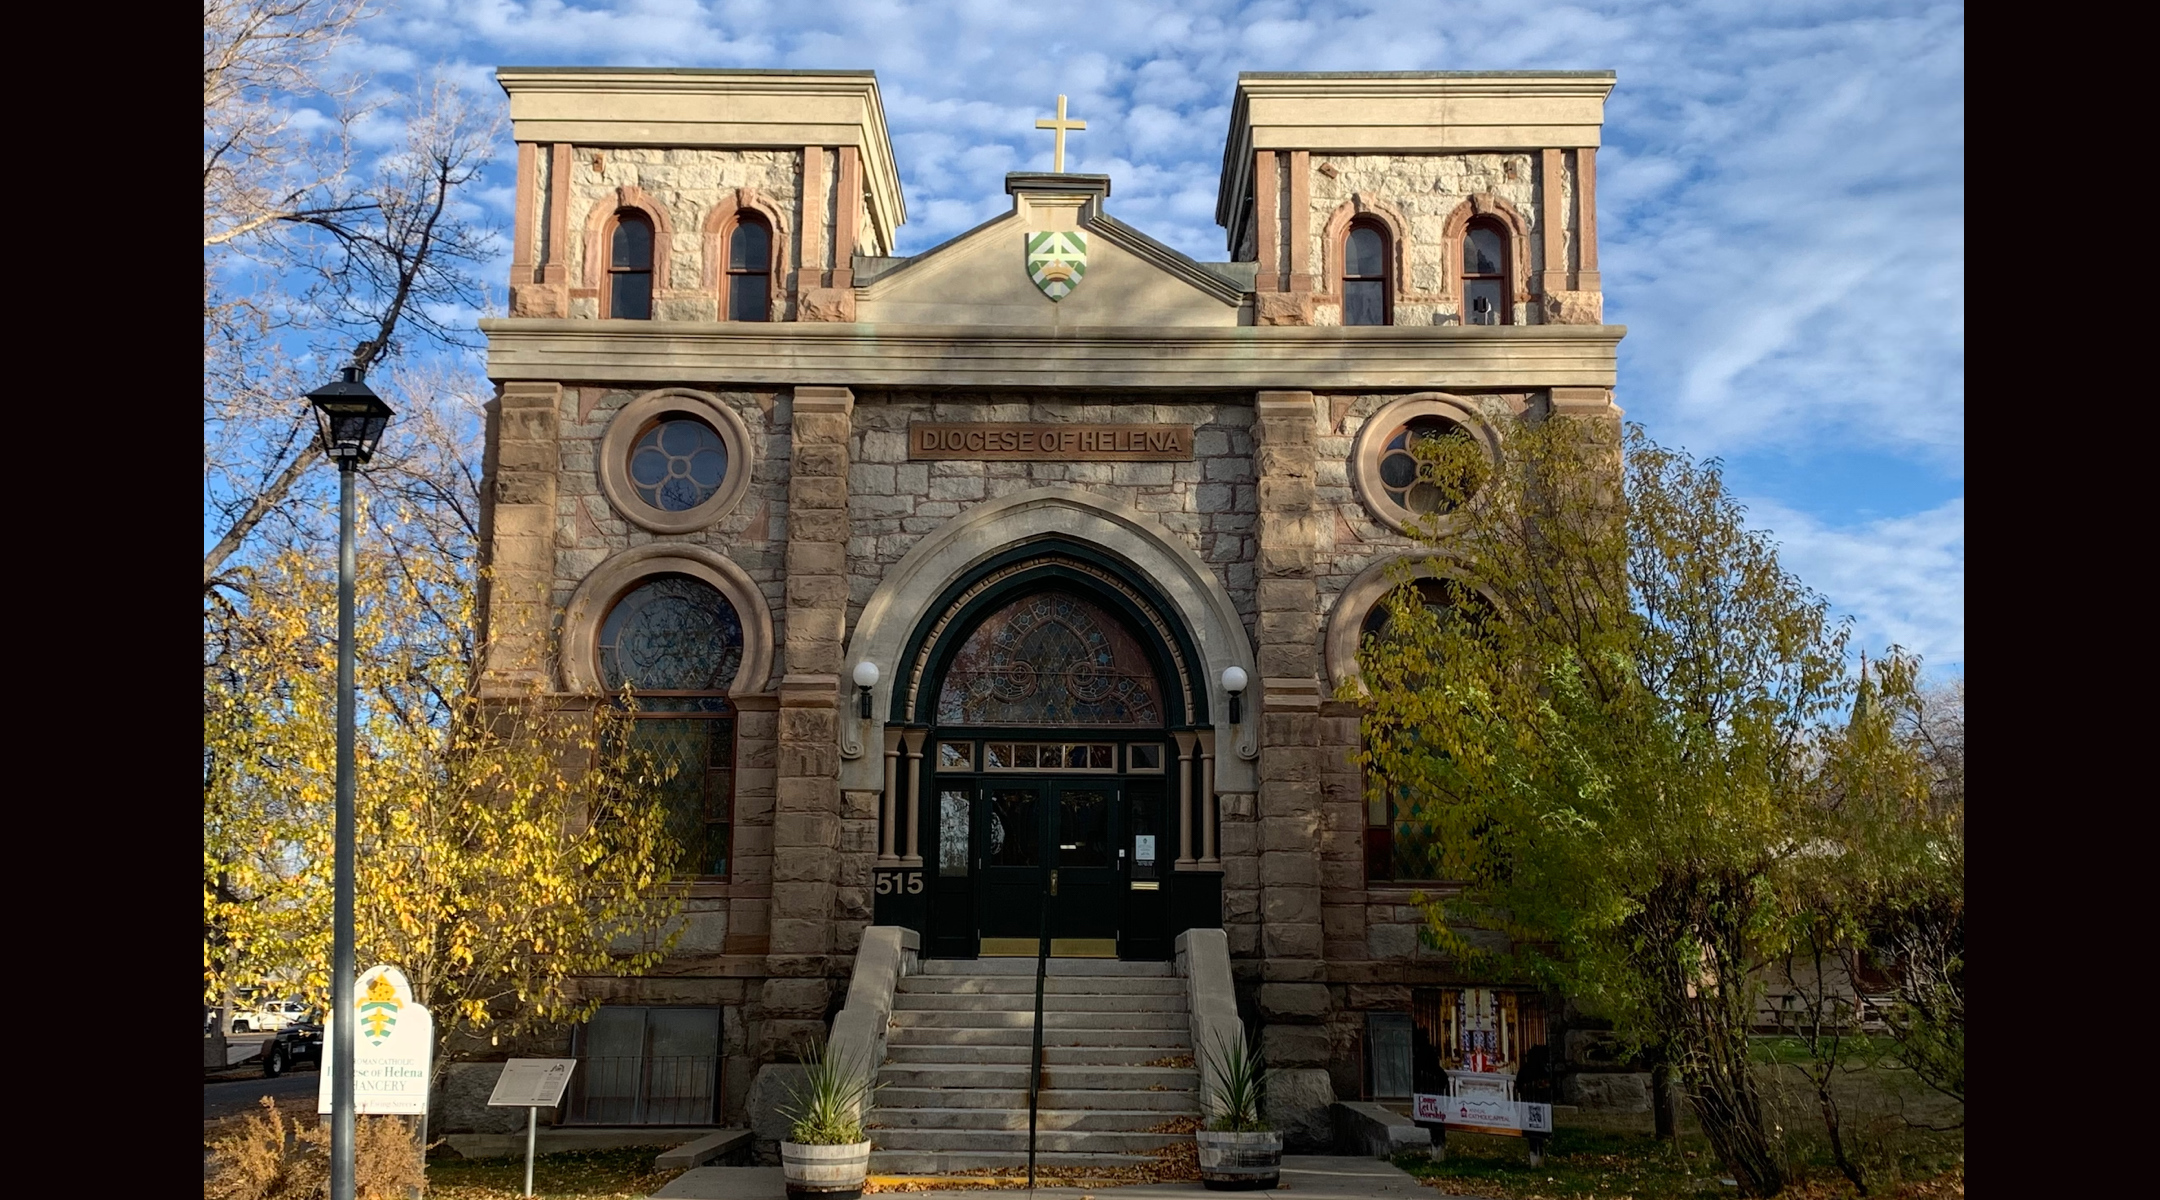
<box><xmin>874</xmin><ymin>871</ymin><xmax>924</xmax><ymax>895</ymax></box>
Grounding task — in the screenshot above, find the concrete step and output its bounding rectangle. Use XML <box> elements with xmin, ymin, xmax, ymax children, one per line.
<box><xmin>868</xmin><ymin>1107</ymin><xmax>1197</xmax><ymax>1132</ymax></box>
<box><xmin>876</xmin><ymin>1064</ymin><xmax>1198</xmax><ymax>1091</ymax></box>
<box><xmin>884</xmin><ymin>1043</ymin><xmax>1194</xmax><ymax>1066</ymax></box>
<box><xmin>888</xmin><ymin>1025</ymin><xmax>1192</xmax><ymax>1049</ymax></box>
<box><xmin>869</xmin><ymin>1127</ymin><xmax>1191</xmax><ymax>1154</ymax></box>
<box><xmin>899</xmin><ymin>975</ymin><xmax>1186</xmax><ymax>996</ymax></box>
<box><xmin>888</xmin><ymin>1009</ymin><xmax>1187</xmax><ymax>1030</ymax></box>
<box><xmin>874</xmin><ymin>1086</ymin><xmax>1201</xmax><ymax>1112</ymax></box>
<box><xmin>868</xmin><ymin>1150</ymin><xmax>1160</xmax><ymax>1173</ymax></box>
<box><xmin>893</xmin><ymin>992</ymin><xmax>1187</xmax><ymax>1013</ymax></box>
<box><xmin>914</xmin><ymin>959</ymin><xmax>1174</xmax><ymax>977</ymax></box>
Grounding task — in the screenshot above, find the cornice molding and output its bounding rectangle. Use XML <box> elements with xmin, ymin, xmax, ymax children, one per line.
<box><xmin>480</xmin><ymin>319</ymin><xmax>1624</xmax><ymax>390</ymax></box>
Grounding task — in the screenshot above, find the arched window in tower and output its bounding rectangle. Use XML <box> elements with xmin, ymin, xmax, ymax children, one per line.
<box><xmin>726</xmin><ymin>215</ymin><xmax>772</xmax><ymax>321</ymax></box>
<box><xmin>1461</xmin><ymin>218</ymin><xmax>1510</xmax><ymax>326</ymax></box>
<box><xmin>606</xmin><ymin>211</ymin><xmax>655</xmax><ymax>320</ymax></box>
<box><xmin>1341</xmin><ymin>222</ymin><xmax>1391</xmax><ymax>326</ymax></box>
<box><xmin>598</xmin><ymin>573</ymin><xmax>744</xmax><ymax>876</ymax></box>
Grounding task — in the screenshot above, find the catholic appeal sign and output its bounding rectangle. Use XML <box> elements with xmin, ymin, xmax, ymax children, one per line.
<box><xmin>318</xmin><ymin>964</ymin><xmax>434</xmax><ymax>1116</ymax></box>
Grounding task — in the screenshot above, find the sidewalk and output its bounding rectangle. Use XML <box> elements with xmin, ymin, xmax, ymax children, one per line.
<box><xmin>653</xmin><ymin>1155</ymin><xmax>1484</xmax><ymax>1199</ymax></box>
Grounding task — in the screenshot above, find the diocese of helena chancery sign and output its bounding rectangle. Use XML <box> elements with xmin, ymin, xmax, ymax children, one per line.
<box><xmin>910</xmin><ymin>423</ymin><xmax>1192</xmax><ymax>461</ymax></box>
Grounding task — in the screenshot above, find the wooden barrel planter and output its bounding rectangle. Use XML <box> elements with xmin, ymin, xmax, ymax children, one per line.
<box><xmin>1195</xmin><ymin>1129</ymin><xmax>1283</xmax><ymax>1191</ymax></box>
<box><xmin>779</xmin><ymin>1140</ymin><xmax>872</xmax><ymax>1199</ymax></box>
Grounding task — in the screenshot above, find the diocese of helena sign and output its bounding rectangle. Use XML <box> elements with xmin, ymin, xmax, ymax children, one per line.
<box><xmin>1026</xmin><ymin>231</ymin><xmax>1087</xmax><ymax>300</ymax></box>
<box><xmin>318</xmin><ymin>964</ymin><xmax>434</xmax><ymax>1116</ymax></box>
<box><xmin>910</xmin><ymin>423</ymin><xmax>1192</xmax><ymax>461</ymax></box>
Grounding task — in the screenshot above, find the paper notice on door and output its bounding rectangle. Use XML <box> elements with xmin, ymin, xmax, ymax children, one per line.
<box><xmin>1134</xmin><ymin>835</ymin><xmax>1156</xmax><ymax>862</ymax></box>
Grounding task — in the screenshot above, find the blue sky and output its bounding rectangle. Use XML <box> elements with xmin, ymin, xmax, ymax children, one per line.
<box><xmin>321</xmin><ymin>0</ymin><xmax>1964</xmax><ymax>674</ymax></box>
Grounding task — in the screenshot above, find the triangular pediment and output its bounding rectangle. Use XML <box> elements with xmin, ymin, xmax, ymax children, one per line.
<box><xmin>854</xmin><ymin>211</ymin><xmax>1249</xmax><ymax>327</ymax></box>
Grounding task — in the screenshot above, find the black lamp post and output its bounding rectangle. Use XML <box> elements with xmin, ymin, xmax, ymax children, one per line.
<box><xmin>306</xmin><ymin>365</ymin><xmax>393</xmax><ymax>1200</ymax></box>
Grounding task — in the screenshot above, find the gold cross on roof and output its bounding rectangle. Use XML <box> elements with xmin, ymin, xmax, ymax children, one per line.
<box><xmin>1035</xmin><ymin>94</ymin><xmax>1086</xmax><ymax>173</ymax></box>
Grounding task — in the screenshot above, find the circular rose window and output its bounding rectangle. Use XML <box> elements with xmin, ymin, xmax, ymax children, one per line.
<box><xmin>1352</xmin><ymin>394</ymin><xmax>1500</xmax><ymax>536</ymax></box>
<box><xmin>598</xmin><ymin>388</ymin><xmax>756</xmax><ymax>533</ymax></box>
<box><xmin>629</xmin><ymin>417</ymin><xmax>730</xmax><ymax>512</ymax></box>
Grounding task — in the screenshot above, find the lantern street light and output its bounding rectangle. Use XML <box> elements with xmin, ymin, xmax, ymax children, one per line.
<box><xmin>1221</xmin><ymin>666</ymin><xmax>1248</xmax><ymax>725</ymax></box>
<box><xmin>306</xmin><ymin>365</ymin><xmax>393</xmax><ymax>1200</ymax></box>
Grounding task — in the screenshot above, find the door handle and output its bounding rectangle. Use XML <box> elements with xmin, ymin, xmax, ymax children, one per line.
<box><xmin>1049</xmin><ymin>869</ymin><xmax>1059</xmax><ymax>896</ymax></box>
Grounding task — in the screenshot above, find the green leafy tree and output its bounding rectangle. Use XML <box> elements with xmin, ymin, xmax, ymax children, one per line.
<box><xmin>1351</xmin><ymin>416</ymin><xmax>1934</xmax><ymax>1196</ymax></box>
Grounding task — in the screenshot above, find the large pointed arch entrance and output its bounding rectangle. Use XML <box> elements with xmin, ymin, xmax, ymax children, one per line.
<box><xmin>877</xmin><ymin>541</ymin><xmax>1219</xmax><ymax>960</ymax></box>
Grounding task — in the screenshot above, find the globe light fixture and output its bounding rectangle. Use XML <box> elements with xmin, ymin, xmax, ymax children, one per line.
<box><xmin>1221</xmin><ymin>665</ymin><xmax>1248</xmax><ymax>724</ymax></box>
<box><xmin>853</xmin><ymin>660</ymin><xmax>880</xmax><ymax>719</ymax></box>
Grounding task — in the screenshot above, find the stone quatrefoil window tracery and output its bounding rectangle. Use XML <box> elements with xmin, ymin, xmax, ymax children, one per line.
<box><xmin>1378</xmin><ymin>415</ymin><xmax>1482</xmax><ymax>517</ymax></box>
<box><xmin>628</xmin><ymin>417</ymin><xmax>730</xmax><ymax>512</ymax></box>
<box><xmin>936</xmin><ymin>592</ymin><xmax>1164</xmax><ymax>728</ymax></box>
<box><xmin>598</xmin><ymin>574</ymin><xmax>744</xmax><ymax>878</ymax></box>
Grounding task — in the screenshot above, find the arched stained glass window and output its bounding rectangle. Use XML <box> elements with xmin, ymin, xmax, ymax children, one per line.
<box><xmin>597</xmin><ymin>574</ymin><xmax>743</xmax><ymax>877</ymax></box>
<box><xmin>937</xmin><ymin>591</ymin><xmax>1164</xmax><ymax>727</ymax></box>
<box><xmin>608</xmin><ymin>211</ymin><xmax>654</xmax><ymax>320</ymax></box>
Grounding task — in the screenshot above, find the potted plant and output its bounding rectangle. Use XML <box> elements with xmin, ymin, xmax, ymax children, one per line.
<box><xmin>1194</xmin><ymin>1028</ymin><xmax>1282</xmax><ymax>1191</ymax></box>
<box><xmin>777</xmin><ymin>1037</ymin><xmax>879</xmax><ymax>1200</ymax></box>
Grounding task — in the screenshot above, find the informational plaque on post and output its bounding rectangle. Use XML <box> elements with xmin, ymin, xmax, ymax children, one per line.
<box><xmin>487</xmin><ymin>1058</ymin><xmax>578</xmax><ymax>1109</ymax></box>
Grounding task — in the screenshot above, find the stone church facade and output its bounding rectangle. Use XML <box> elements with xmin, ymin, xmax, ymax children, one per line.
<box><xmin>475</xmin><ymin>67</ymin><xmax>1627</xmax><ymax>1137</ymax></box>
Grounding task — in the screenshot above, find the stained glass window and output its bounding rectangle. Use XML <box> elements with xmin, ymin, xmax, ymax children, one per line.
<box><xmin>599</xmin><ymin>575</ymin><xmax>744</xmax><ymax>699</ymax></box>
<box><xmin>937</xmin><ymin>591</ymin><xmax>1164</xmax><ymax>727</ymax></box>
<box><xmin>628</xmin><ymin>418</ymin><xmax>729</xmax><ymax>513</ymax></box>
<box><xmin>598</xmin><ymin>574</ymin><xmax>743</xmax><ymax>877</ymax></box>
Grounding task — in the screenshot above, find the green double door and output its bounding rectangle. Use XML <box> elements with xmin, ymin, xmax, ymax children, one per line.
<box><xmin>973</xmin><ymin>778</ymin><xmax>1124</xmax><ymax>952</ymax></box>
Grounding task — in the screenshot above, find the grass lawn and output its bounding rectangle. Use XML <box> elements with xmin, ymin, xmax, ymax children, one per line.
<box><xmin>1395</xmin><ymin>1045</ymin><xmax>1964</xmax><ymax>1200</ymax></box>
<box><xmin>421</xmin><ymin>1146</ymin><xmax>685</xmax><ymax>1200</ymax></box>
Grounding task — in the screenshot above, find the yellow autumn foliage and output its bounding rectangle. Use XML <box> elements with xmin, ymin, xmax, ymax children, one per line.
<box><xmin>204</xmin><ymin>500</ymin><xmax>685</xmax><ymax>1058</ymax></box>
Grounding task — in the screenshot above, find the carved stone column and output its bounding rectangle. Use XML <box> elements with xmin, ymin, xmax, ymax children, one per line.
<box><xmin>477</xmin><ymin>381</ymin><xmax>559</xmax><ymax>695</ymax></box>
<box><xmin>762</xmin><ymin>385</ymin><xmax>854</xmax><ymax>1054</ymax></box>
<box><xmin>1251</xmin><ymin>388</ymin><xmax>1335</xmax><ymax>1105</ymax></box>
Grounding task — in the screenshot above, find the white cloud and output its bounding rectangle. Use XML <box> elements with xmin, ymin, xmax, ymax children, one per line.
<box><xmin>1742</xmin><ymin>495</ymin><xmax>1965</xmax><ymax>672</ymax></box>
<box><xmin>293</xmin><ymin>0</ymin><xmax>1963</xmax><ymax>660</ymax></box>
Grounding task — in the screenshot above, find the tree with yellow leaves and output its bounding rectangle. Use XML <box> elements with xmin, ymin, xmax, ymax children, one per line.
<box><xmin>204</xmin><ymin>502</ymin><xmax>685</xmax><ymax>1076</ymax></box>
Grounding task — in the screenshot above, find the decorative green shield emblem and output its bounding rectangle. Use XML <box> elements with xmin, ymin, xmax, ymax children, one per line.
<box><xmin>1026</xmin><ymin>231</ymin><xmax>1088</xmax><ymax>300</ymax></box>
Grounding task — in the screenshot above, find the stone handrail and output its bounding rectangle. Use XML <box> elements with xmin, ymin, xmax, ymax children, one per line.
<box><xmin>1175</xmin><ymin>927</ymin><xmax>1240</xmax><ymax>1121</ymax></box>
<box><xmin>827</xmin><ymin>925</ymin><xmax>919</xmax><ymax>1117</ymax></box>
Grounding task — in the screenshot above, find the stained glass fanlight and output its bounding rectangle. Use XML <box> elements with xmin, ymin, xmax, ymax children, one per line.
<box><xmin>598</xmin><ymin>574</ymin><xmax>744</xmax><ymax>708</ymax></box>
<box><xmin>937</xmin><ymin>590</ymin><xmax>1164</xmax><ymax>727</ymax></box>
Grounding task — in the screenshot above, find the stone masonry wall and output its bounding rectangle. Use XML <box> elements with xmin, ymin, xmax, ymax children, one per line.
<box><xmin>564</xmin><ymin>148</ymin><xmax>806</xmax><ymax>321</ymax></box>
<box><xmin>842</xmin><ymin>392</ymin><xmax>1261</xmax><ymax>641</ymax></box>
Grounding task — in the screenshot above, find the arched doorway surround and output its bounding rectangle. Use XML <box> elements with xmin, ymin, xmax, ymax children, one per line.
<box><xmin>840</xmin><ymin>486</ymin><xmax>1257</xmax><ymax>792</ymax></box>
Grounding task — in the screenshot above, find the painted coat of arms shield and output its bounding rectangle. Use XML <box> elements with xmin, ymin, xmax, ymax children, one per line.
<box><xmin>1026</xmin><ymin>231</ymin><xmax>1087</xmax><ymax>300</ymax></box>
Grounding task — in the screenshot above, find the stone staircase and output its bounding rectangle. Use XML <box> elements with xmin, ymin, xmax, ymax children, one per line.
<box><xmin>866</xmin><ymin>957</ymin><xmax>1200</xmax><ymax>1174</ymax></box>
